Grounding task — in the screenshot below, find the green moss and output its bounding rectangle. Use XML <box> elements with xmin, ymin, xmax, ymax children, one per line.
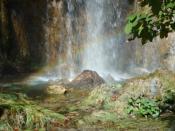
<box><xmin>0</xmin><ymin>93</ymin><xmax>65</xmax><ymax>130</ymax></box>
<box><xmin>78</xmin><ymin>114</ymin><xmax>169</xmax><ymax>131</ymax></box>
<box><xmin>82</xmin><ymin>84</ymin><xmax>117</xmax><ymax>110</ymax></box>
<box><xmin>83</xmin><ymin>111</ymin><xmax>118</xmax><ymax>123</ymax></box>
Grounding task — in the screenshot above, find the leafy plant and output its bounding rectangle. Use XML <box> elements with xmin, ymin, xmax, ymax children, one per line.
<box><xmin>126</xmin><ymin>96</ymin><xmax>161</xmax><ymax>118</ymax></box>
<box><xmin>163</xmin><ymin>89</ymin><xmax>175</xmax><ymax>104</ymax></box>
<box><xmin>159</xmin><ymin>89</ymin><xmax>175</xmax><ymax>112</ymax></box>
<box><xmin>125</xmin><ymin>0</ymin><xmax>175</xmax><ymax>44</ymax></box>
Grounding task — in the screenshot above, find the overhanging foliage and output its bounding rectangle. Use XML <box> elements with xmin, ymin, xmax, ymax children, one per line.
<box><xmin>125</xmin><ymin>0</ymin><xmax>175</xmax><ymax>44</ymax></box>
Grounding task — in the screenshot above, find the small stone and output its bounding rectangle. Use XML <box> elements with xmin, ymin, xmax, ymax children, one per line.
<box><xmin>46</xmin><ymin>85</ymin><xmax>68</xmax><ymax>95</ymax></box>
<box><xmin>111</xmin><ymin>95</ymin><xmax>118</xmax><ymax>101</ymax></box>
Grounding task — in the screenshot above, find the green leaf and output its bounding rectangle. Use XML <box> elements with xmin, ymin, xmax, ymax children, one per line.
<box><xmin>125</xmin><ymin>0</ymin><xmax>175</xmax><ymax>44</ymax></box>
<box><xmin>165</xmin><ymin>2</ymin><xmax>175</xmax><ymax>9</ymax></box>
<box><xmin>128</xmin><ymin>14</ymin><xmax>137</xmax><ymax>22</ymax></box>
<box><xmin>125</xmin><ymin>22</ymin><xmax>133</xmax><ymax>34</ymax></box>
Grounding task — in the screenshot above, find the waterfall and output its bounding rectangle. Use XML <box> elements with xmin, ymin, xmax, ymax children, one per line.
<box><xmin>30</xmin><ymin>0</ymin><xmax>175</xmax><ymax>83</ymax></box>
<box><xmin>82</xmin><ymin>0</ymin><xmax>130</xmax><ymax>79</ymax></box>
<box><xmin>65</xmin><ymin>0</ymin><xmax>75</xmax><ymax>78</ymax></box>
<box><xmin>38</xmin><ymin>0</ymin><xmax>133</xmax><ymax>81</ymax></box>
<box><xmin>82</xmin><ymin>0</ymin><xmax>106</xmax><ymax>75</ymax></box>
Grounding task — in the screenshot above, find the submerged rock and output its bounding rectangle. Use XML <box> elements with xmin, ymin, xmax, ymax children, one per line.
<box><xmin>69</xmin><ymin>70</ymin><xmax>105</xmax><ymax>88</ymax></box>
<box><xmin>46</xmin><ymin>85</ymin><xmax>68</xmax><ymax>95</ymax></box>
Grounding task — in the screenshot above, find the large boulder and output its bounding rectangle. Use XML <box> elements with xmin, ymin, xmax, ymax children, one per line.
<box><xmin>69</xmin><ymin>70</ymin><xmax>105</xmax><ymax>88</ymax></box>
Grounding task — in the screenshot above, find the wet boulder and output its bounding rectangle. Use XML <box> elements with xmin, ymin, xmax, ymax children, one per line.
<box><xmin>69</xmin><ymin>70</ymin><xmax>105</xmax><ymax>88</ymax></box>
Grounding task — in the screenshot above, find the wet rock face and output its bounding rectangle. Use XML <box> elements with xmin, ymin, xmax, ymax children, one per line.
<box><xmin>0</xmin><ymin>0</ymin><xmax>49</xmax><ymax>74</ymax></box>
<box><xmin>70</xmin><ymin>70</ymin><xmax>105</xmax><ymax>88</ymax></box>
<box><xmin>7</xmin><ymin>0</ymin><xmax>48</xmax><ymax>62</ymax></box>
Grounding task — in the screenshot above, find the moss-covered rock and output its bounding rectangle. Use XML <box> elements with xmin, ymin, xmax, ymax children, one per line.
<box><xmin>122</xmin><ymin>69</ymin><xmax>175</xmax><ymax>111</ymax></box>
<box><xmin>81</xmin><ymin>70</ymin><xmax>175</xmax><ymax>119</ymax></box>
<box><xmin>122</xmin><ymin>69</ymin><xmax>175</xmax><ymax>115</ymax></box>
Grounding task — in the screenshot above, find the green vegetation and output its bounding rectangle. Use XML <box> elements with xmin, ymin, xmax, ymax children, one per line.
<box><xmin>126</xmin><ymin>96</ymin><xmax>161</xmax><ymax>118</ymax></box>
<box><xmin>163</xmin><ymin>89</ymin><xmax>175</xmax><ymax>104</ymax></box>
<box><xmin>82</xmin><ymin>70</ymin><xmax>175</xmax><ymax>119</ymax></box>
<box><xmin>125</xmin><ymin>0</ymin><xmax>175</xmax><ymax>44</ymax></box>
<box><xmin>0</xmin><ymin>93</ymin><xmax>65</xmax><ymax>130</ymax></box>
<box><xmin>82</xmin><ymin>84</ymin><xmax>123</xmax><ymax>110</ymax></box>
<box><xmin>160</xmin><ymin>89</ymin><xmax>175</xmax><ymax>112</ymax></box>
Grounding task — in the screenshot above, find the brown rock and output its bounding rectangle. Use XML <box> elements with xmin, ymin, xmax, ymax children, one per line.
<box><xmin>69</xmin><ymin>70</ymin><xmax>105</xmax><ymax>88</ymax></box>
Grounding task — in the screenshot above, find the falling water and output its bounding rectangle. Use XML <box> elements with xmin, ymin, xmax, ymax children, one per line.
<box><xmin>32</xmin><ymin>0</ymin><xmax>134</xmax><ymax>82</ymax></box>
<box><xmin>82</xmin><ymin>0</ymin><xmax>108</xmax><ymax>75</ymax></box>
<box><xmin>65</xmin><ymin>0</ymin><xmax>75</xmax><ymax>78</ymax></box>
<box><xmin>82</xmin><ymin>0</ymin><xmax>131</xmax><ymax>79</ymax></box>
<box><xmin>29</xmin><ymin>0</ymin><xmax>175</xmax><ymax>83</ymax></box>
